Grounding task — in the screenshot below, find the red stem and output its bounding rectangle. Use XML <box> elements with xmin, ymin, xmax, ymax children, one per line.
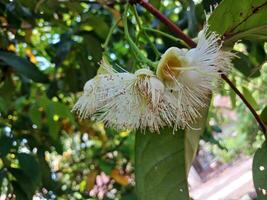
<box><xmin>133</xmin><ymin>0</ymin><xmax>266</xmax><ymax>134</ymax></box>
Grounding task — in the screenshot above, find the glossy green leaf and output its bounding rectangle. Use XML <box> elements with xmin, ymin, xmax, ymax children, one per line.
<box><xmin>0</xmin><ymin>51</ymin><xmax>49</xmax><ymax>83</ymax></box>
<box><xmin>253</xmin><ymin>142</ymin><xmax>267</xmax><ymax>200</ymax></box>
<box><xmin>209</xmin><ymin>0</ymin><xmax>267</xmax><ymax>45</ymax></box>
<box><xmin>135</xmin><ymin>129</ymin><xmax>190</xmax><ymax>200</ymax></box>
<box><xmin>135</xmin><ymin>101</ymin><xmax>210</xmax><ymax>200</ymax></box>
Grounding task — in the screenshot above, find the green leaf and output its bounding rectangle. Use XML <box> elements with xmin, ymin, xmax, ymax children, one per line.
<box><xmin>0</xmin><ymin>76</ymin><xmax>16</xmax><ymax>103</ymax></box>
<box><xmin>209</xmin><ymin>0</ymin><xmax>267</xmax><ymax>45</ymax></box>
<box><xmin>38</xmin><ymin>155</ymin><xmax>58</xmax><ymax>191</ymax></box>
<box><xmin>12</xmin><ymin>181</ymin><xmax>29</xmax><ymax>200</ymax></box>
<box><xmin>121</xmin><ymin>194</ymin><xmax>137</xmax><ymax>200</ymax></box>
<box><xmin>242</xmin><ymin>87</ymin><xmax>258</xmax><ymax>109</ymax></box>
<box><xmin>0</xmin><ymin>170</ymin><xmax>5</xmax><ymax>188</ymax></box>
<box><xmin>253</xmin><ymin>142</ymin><xmax>267</xmax><ymax>199</ymax></box>
<box><xmin>260</xmin><ymin>106</ymin><xmax>267</xmax><ymax>125</ymax></box>
<box><xmin>135</xmin><ymin>129</ymin><xmax>190</xmax><ymax>200</ymax></box>
<box><xmin>186</xmin><ymin>99</ymin><xmax>211</xmax><ymax>175</ymax></box>
<box><xmin>150</xmin><ymin>0</ymin><xmax>161</xmax><ymax>9</ymax></box>
<box><xmin>233</xmin><ymin>52</ymin><xmax>261</xmax><ymax>78</ymax></box>
<box><xmin>0</xmin><ymin>51</ymin><xmax>49</xmax><ymax>83</ymax></box>
<box><xmin>46</xmin><ymin>109</ymin><xmax>60</xmax><ymax>141</ymax></box>
<box><xmin>33</xmin><ymin>97</ymin><xmax>75</xmax><ymax>140</ymax></box>
<box><xmin>201</xmin><ymin>127</ymin><xmax>227</xmax><ymax>150</ymax></box>
<box><xmin>81</xmin><ymin>15</ymin><xmax>109</xmax><ymax>40</ymax></box>
<box><xmin>17</xmin><ymin>153</ymin><xmax>41</xmax><ymax>186</ymax></box>
<box><xmin>29</xmin><ymin>103</ymin><xmax>42</xmax><ymax>128</ymax></box>
<box><xmin>84</xmin><ymin>35</ymin><xmax>103</xmax><ymax>62</ymax></box>
<box><xmin>184</xmin><ymin>104</ymin><xmax>210</xmax><ymax>174</ymax></box>
<box><xmin>0</xmin><ymin>136</ymin><xmax>13</xmax><ymax>157</ymax></box>
<box><xmin>99</xmin><ymin>160</ymin><xmax>115</xmax><ymax>175</ymax></box>
<box><xmin>245</xmin><ymin>41</ymin><xmax>266</xmax><ymax>65</ymax></box>
<box><xmin>0</xmin><ymin>97</ymin><xmax>7</xmax><ymax>114</ymax></box>
<box><xmin>45</xmin><ymin>101</ymin><xmax>75</xmax><ymax>140</ymax></box>
<box><xmin>135</xmin><ymin>100</ymin><xmax>210</xmax><ymax>200</ymax></box>
<box><xmin>9</xmin><ymin>168</ymin><xmax>38</xmax><ymax>200</ymax></box>
<box><xmin>134</xmin><ymin>95</ymin><xmax>211</xmax><ymax>200</ymax></box>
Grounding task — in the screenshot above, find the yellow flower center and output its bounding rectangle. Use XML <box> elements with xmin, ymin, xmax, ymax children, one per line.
<box><xmin>157</xmin><ymin>48</ymin><xmax>187</xmax><ymax>82</ymax></box>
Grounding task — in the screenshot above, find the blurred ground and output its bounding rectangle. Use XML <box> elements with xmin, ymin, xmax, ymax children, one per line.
<box><xmin>189</xmin><ymin>157</ymin><xmax>256</xmax><ymax>200</ymax></box>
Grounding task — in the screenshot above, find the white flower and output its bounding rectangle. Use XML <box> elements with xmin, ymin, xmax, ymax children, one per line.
<box><xmin>72</xmin><ymin>67</ymin><xmax>177</xmax><ymax>132</ymax></box>
<box><xmin>156</xmin><ymin>25</ymin><xmax>233</xmax><ymax>127</ymax></box>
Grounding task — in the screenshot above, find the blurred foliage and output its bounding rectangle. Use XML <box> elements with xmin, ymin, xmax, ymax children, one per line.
<box><xmin>0</xmin><ymin>0</ymin><xmax>266</xmax><ymax>199</ymax></box>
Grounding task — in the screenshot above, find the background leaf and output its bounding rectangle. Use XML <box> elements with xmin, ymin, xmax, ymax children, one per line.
<box><xmin>253</xmin><ymin>142</ymin><xmax>267</xmax><ymax>200</ymax></box>
<box><xmin>17</xmin><ymin>153</ymin><xmax>41</xmax><ymax>186</ymax></box>
<box><xmin>233</xmin><ymin>51</ymin><xmax>261</xmax><ymax>78</ymax></box>
<box><xmin>0</xmin><ymin>136</ymin><xmax>13</xmax><ymax>157</ymax></box>
<box><xmin>0</xmin><ymin>51</ymin><xmax>49</xmax><ymax>83</ymax></box>
<box><xmin>242</xmin><ymin>87</ymin><xmax>258</xmax><ymax>109</ymax></box>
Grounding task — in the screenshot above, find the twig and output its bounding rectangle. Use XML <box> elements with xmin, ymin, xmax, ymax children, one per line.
<box><xmin>131</xmin><ymin>0</ymin><xmax>267</xmax><ymax>135</ymax></box>
<box><xmin>143</xmin><ymin>27</ymin><xmax>188</xmax><ymax>47</ymax></box>
<box><xmin>102</xmin><ymin>18</ymin><xmax>122</xmax><ymax>50</ymax></box>
<box><xmin>131</xmin><ymin>5</ymin><xmax>161</xmax><ymax>59</ymax></box>
<box><xmin>123</xmin><ymin>4</ymin><xmax>156</xmax><ymax>68</ymax></box>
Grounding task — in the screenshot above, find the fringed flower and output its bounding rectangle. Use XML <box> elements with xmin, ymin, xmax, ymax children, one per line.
<box><xmin>156</xmin><ymin>25</ymin><xmax>233</xmax><ymax>127</ymax></box>
<box><xmin>72</xmin><ymin>67</ymin><xmax>176</xmax><ymax>132</ymax></box>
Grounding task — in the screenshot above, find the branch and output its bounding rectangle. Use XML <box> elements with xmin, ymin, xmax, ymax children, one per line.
<box><xmin>132</xmin><ymin>0</ymin><xmax>267</xmax><ymax>135</ymax></box>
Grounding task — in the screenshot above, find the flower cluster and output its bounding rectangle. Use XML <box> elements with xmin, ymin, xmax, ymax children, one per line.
<box><xmin>72</xmin><ymin>26</ymin><xmax>233</xmax><ymax>132</ymax></box>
